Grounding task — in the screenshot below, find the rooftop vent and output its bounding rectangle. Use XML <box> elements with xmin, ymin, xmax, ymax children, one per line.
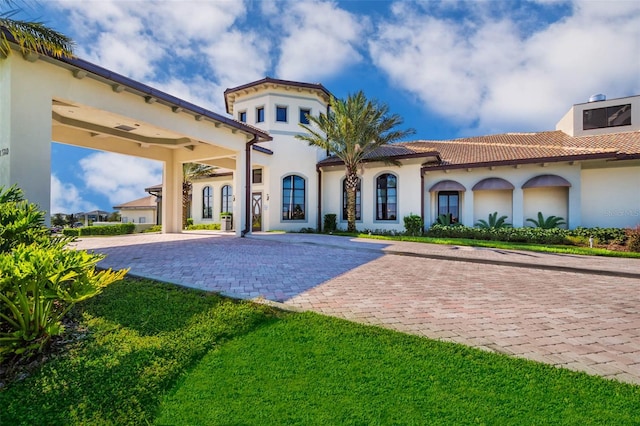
<box><xmin>588</xmin><ymin>93</ymin><xmax>606</xmax><ymax>102</ymax></box>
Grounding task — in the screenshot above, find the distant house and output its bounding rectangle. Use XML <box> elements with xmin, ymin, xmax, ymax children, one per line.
<box><xmin>114</xmin><ymin>195</ymin><xmax>158</xmax><ymax>225</ymax></box>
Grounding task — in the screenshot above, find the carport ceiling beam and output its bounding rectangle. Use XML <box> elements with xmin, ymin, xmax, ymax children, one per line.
<box><xmin>52</xmin><ymin>112</ymin><xmax>193</xmax><ymax>147</ymax></box>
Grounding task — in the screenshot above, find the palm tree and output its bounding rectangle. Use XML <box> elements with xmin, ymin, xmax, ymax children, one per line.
<box><xmin>1</xmin><ymin>0</ymin><xmax>74</xmax><ymax>58</ymax></box>
<box><xmin>297</xmin><ymin>91</ymin><xmax>414</xmax><ymax>232</ymax></box>
<box><xmin>182</xmin><ymin>163</ymin><xmax>216</xmax><ymax>229</ymax></box>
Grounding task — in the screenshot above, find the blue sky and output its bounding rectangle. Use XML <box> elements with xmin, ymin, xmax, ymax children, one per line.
<box><xmin>28</xmin><ymin>0</ymin><xmax>640</xmax><ymax>214</ymax></box>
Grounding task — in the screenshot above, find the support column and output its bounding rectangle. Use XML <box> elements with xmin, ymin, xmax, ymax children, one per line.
<box><xmin>512</xmin><ymin>187</ymin><xmax>524</xmax><ymax>227</ymax></box>
<box><xmin>0</xmin><ymin>55</ymin><xmax>53</xmax><ymax>224</ymax></box>
<box><xmin>462</xmin><ymin>190</ymin><xmax>474</xmax><ymax>226</ymax></box>
<box><xmin>567</xmin><ymin>183</ymin><xmax>581</xmax><ymax>229</ymax></box>
<box><xmin>234</xmin><ymin>146</ymin><xmax>247</xmax><ymax>237</ymax></box>
<box><xmin>162</xmin><ymin>154</ymin><xmax>182</xmax><ymax>233</ymax></box>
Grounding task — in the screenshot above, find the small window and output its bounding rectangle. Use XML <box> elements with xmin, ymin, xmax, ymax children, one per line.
<box><xmin>238</xmin><ymin>111</ymin><xmax>247</xmax><ymax>123</ymax></box>
<box><xmin>256</xmin><ymin>107</ymin><xmax>265</xmax><ymax>123</ymax></box>
<box><xmin>202</xmin><ymin>186</ymin><xmax>212</xmax><ymax>219</ymax></box>
<box><xmin>583</xmin><ymin>104</ymin><xmax>631</xmax><ymax>130</ymax></box>
<box><xmin>376</xmin><ymin>173</ymin><xmax>397</xmax><ymax>221</ymax></box>
<box><xmin>139</xmin><ymin>217</ymin><xmax>146</xmax><ymax>224</ymax></box>
<box><xmin>299</xmin><ymin>108</ymin><xmax>311</xmax><ymax>124</ymax></box>
<box><xmin>276</xmin><ymin>106</ymin><xmax>287</xmax><ymax>122</ymax></box>
<box><xmin>282</xmin><ymin>175</ymin><xmax>305</xmax><ymax>220</ymax></box>
<box><xmin>252</xmin><ymin>169</ymin><xmax>263</xmax><ymax>184</ymax></box>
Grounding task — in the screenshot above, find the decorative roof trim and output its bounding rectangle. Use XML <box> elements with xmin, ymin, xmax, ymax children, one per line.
<box><xmin>522</xmin><ymin>174</ymin><xmax>571</xmax><ymax>189</ymax></box>
<box><xmin>472</xmin><ymin>177</ymin><xmax>515</xmax><ymax>191</ymax></box>
<box><xmin>429</xmin><ymin>180</ymin><xmax>466</xmax><ymax>192</ymax></box>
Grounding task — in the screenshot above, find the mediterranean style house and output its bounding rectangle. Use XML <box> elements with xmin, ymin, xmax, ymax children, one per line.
<box><xmin>0</xmin><ymin>34</ymin><xmax>637</xmax><ymax>234</ymax></box>
<box><xmin>183</xmin><ymin>78</ymin><xmax>639</xmax><ymax>232</ymax></box>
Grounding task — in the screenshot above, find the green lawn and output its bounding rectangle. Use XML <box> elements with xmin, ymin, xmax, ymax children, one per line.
<box><xmin>1</xmin><ymin>279</ymin><xmax>638</xmax><ymax>425</ymax></box>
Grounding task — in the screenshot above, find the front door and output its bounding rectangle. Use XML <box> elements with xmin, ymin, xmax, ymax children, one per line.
<box><xmin>252</xmin><ymin>192</ymin><xmax>262</xmax><ymax>232</ymax></box>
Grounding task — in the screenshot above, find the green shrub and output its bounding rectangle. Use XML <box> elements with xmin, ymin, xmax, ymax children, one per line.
<box><xmin>62</xmin><ymin>228</ymin><xmax>80</xmax><ymax>237</ymax></box>
<box><xmin>475</xmin><ymin>212</ymin><xmax>511</xmax><ymax>229</ymax></box>
<box><xmin>323</xmin><ymin>214</ymin><xmax>337</xmax><ymax>233</ymax></box>
<box><xmin>186</xmin><ymin>223</ymin><xmax>221</xmax><ymax>231</ymax></box>
<box><xmin>403</xmin><ymin>214</ymin><xmax>423</xmax><ymax>236</ymax></box>
<box><xmin>143</xmin><ymin>225</ymin><xmax>162</xmax><ymax>233</ymax></box>
<box><xmin>0</xmin><ymin>185</ymin><xmax>128</xmax><ymax>362</ymax></box>
<box><xmin>186</xmin><ymin>218</ymin><xmax>194</xmax><ymax>227</ymax></box>
<box><xmin>426</xmin><ymin>224</ymin><xmax>570</xmax><ymax>245</ymax></box>
<box><xmin>570</xmin><ymin>227</ymin><xmax>626</xmax><ymax>245</ymax></box>
<box><xmin>526</xmin><ymin>212</ymin><xmax>566</xmax><ymax>229</ymax></box>
<box><xmin>78</xmin><ymin>223</ymin><xmax>135</xmax><ymax>236</ymax></box>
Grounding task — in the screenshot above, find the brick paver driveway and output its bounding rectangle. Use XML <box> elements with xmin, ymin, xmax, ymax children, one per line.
<box><xmin>73</xmin><ymin>232</ymin><xmax>640</xmax><ymax>385</ymax></box>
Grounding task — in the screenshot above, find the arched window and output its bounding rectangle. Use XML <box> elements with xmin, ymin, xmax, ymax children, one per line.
<box><xmin>202</xmin><ymin>186</ymin><xmax>212</xmax><ymax>219</ymax></box>
<box><xmin>342</xmin><ymin>177</ymin><xmax>361</xmax><ymax>221</ymax></box>
<box><xmin>376</xmin><ymin>173</ymin><xmax>397</xmax><ymax>220</ymax></box>
<box><xmin>282</xmin><ymin>175</ymin><xmax>305</xmax><ymax>220</ymax></box>
<box><xmin>221</xmin><ymin>185</ymin><xmax>232</xmax><ymax>213</ymax></box>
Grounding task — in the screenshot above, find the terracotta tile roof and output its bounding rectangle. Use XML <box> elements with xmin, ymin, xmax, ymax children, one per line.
<box><xmin>113</xmin><ymin>195</ymin><xmax>157</xmax><ymax>210</ymax></box>
<box><xmin>317</xmin><ymin>144</ymin><xmax>440</xmax><ymax>166</ymax></box>
<box><xmin>409</xmin><ymin>130</ymin><xmax>640</xmax><ymax>170</ymax></box>
<box><xmin>317</xmin><ymin>130</ymin><xmax>640</xmax><ymax>169</ymax></box>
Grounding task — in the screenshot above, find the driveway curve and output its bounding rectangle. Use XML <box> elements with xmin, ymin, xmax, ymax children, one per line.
<box><xmin>72</xmin><ymin>232</ymin><xmax>640</xmax><ymax>385</ymax></box>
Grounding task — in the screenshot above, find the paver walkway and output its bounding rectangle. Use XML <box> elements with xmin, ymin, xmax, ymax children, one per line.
<box><xmin>72</xmin><ymin>232</ymin><xmax>640</xmax><ymax>385</ymax></box>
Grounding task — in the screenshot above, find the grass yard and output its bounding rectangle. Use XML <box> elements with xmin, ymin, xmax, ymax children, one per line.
<box><xmin>1</xmin><ymin>278</ymin><xmax>639</xmax><ymax>425</ymax></box>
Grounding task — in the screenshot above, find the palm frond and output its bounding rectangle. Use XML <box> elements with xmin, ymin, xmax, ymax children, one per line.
<box><xmin>1</xmin><ymin>17</ymin><xmax>74</xmax><ymax>58</ymax></box>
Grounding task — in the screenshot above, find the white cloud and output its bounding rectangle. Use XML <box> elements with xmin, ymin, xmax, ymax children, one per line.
<box><xmin>79</xmin><ymin>152</ymin><xmax>163</xmax><ymax>207</ymax></box>
<box><xmin>51</xmin><ymin>175</ymin><xmax>97</xmax><ymax>214</ymax></box>
<box><xmin>274</xmin><ymin>1</ymin><xmax>367</xmax><ymax>81</ymax></box>
<box><xmin>369</xmin><ymin>0</ymin><xmax>640</xmax><ymax>135</ymax></box>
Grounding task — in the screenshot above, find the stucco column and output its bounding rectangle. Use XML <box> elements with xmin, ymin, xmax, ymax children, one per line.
<box><xmin>0</xmin><ymin>56</ymin><xmax>52</xmax><ymax>224</ymax></box>
<box><xmin>234</xmin><ymin>147</ymin><xmax>247</xmax><ymax>237</ymax></box>
<box><xmin>162</xmin><ymin>153</ymin><xmax>182</xmax><ymax>233</ymax></box>
<box><xmin>462</xmin><ymin>190</ymin><xmax>474</xmax><ymax>226</ymax></box>
<box><xmin>567</xmin><ymin>182</ymin><xmax>581</xmax><ymax>229</ymax></box>
<box><xmin>512</xmin><ymin>187</ymin><xmax>524</xmax><ymax>227</ymax></box>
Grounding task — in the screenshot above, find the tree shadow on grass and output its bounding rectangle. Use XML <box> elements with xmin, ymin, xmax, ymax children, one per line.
<box><xmin>0</xmin><ymin>278</ymin><xmax>284</xmax><ymax>425</ymax></box>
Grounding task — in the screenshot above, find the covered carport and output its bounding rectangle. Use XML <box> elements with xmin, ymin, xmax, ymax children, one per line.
<box><xmin>0</xmin><ymin>42</ymin><xmax>270</xmax><ymax>235</ymax></box>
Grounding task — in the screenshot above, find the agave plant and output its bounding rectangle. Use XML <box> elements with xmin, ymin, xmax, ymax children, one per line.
<box><xmin>526</xmin><ymin>212</ymin><xmax>566</xmax><ymax>229</ymax></box>
<box><xmin>475</xmin><ymin>212</ymin><xmax>511</xmax><ymax>229</ymax></box>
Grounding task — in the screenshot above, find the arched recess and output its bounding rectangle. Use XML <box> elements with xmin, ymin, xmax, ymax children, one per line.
<box><xmin>472</xmin><ymin>178</ymin><xmax>514</xmax><ymax>225</ymax></box>
<box><xmin>522</xmin><ymin>174</ymin><xmax>571</xmax><ymax>227</ymax></box>
<box><xmin>429</xmin><ymin>180</ymin><xmax>465</xmax><ymax>224</ymax></box>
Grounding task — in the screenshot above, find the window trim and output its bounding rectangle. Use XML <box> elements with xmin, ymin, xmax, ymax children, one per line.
<box><xmin>281</xmin><ymin>174</ymin><xmax>307</xmax><ymax>222</ymax></box>
<box><xmin>238</xmin><ymin>110</ymin><xmax>247</xmax><ymax>123</ymax></box>
<box><xmin>299</xmin><ymin>107</ymin><xmax>311</xmax><ymax>124</ymax></box>
<box><xmin>202</xmin><ymin>185</ymin><xmax>213</xmax><ymax>219</ymax></box>
<box><xmin>221</xmin><ymin>185</ymin><xmax>233</xmax><ymax>213</ymax></box>
<box><xmin>256</xmin><ymin>106</ymin><xmax>265</xmax><ymax>123</ymax></box>
<box><xmin>276</xmin><ymin>105</ymin><xmax>288</xmax><ymax>123</ymax></box>
<box><xmin>252</xmin><ymin>168</ymin><xmax>263</xmax><ymax>184</ymax></box>
<box><xmin>437</xmin><ymin>191</ymin><xmax>460</xmax><ymax>224</ymax></box>
<box><xmin>374</xmin><ymin>172</ymin><xmax>398</xmax><ymax>222</ymax></box>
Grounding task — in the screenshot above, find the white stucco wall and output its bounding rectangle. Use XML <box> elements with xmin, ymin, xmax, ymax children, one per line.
<box><xmin>523</xmin><ymin>187</ymin><xmax>568</xmax><ymax>227</ymax></box>
<box><xmin>424</xmin><ymin>163</ymin><xmax>581</xmax><ymax>228</ymax></box>
<box><xmin>473</xmin><ymin>190</ymin><xmax>513</xmax><ymax>225</ymax></box>
<box><xmin>321</xmin><ymin>161</ymin><xmax>423</xmax><ymax>232</ymax></box>
<box><xmin>191</xmin><ymin>176</ymin><xmax>235</xmax><ymax>225</ymax></box>
<box><xmin>581</xmin><ymin>163</ymin><xmax>640</xmax><ymax>228</ymax></box>
<box><xmin>230</xmin><ymin>88</ymin><xmax>328</xmax><ymax>232</ymax></box>
<box><xmin>119</xmin><ymin>208</ymin><xmax>156</xmax><ymax>225</ymax></box>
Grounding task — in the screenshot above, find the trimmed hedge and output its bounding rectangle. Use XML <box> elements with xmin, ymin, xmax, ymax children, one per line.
<box><xmin>186</xmin><ymin>223</ymin><xmax>221</xmax><ymax>231</ymax></box>
<box><xmin>62</xmin><ymin>223</ymin><xmax>135</xmax><ymax>237</ymax></box>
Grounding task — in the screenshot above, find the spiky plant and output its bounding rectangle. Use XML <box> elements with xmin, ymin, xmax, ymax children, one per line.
<box><xmin>475</xmin><ymin>212</ymin><xmax>512</xmax><ymax>229</ymax></box>
<box><xmin>526</xmin><ymin>212</ymin><xmax>566</xmax><ymax>229</ymax></box>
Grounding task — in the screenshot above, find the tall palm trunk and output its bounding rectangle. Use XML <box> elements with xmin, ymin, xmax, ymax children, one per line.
<box><xmin>182</xmin><ymin>181</ymin><xmax>191</xmax><ymax>229</ymax></box>
<box><xmin>345</xmin><ymin>171</ymin><xmax>359</xmax><ymax>232</ymax></box>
